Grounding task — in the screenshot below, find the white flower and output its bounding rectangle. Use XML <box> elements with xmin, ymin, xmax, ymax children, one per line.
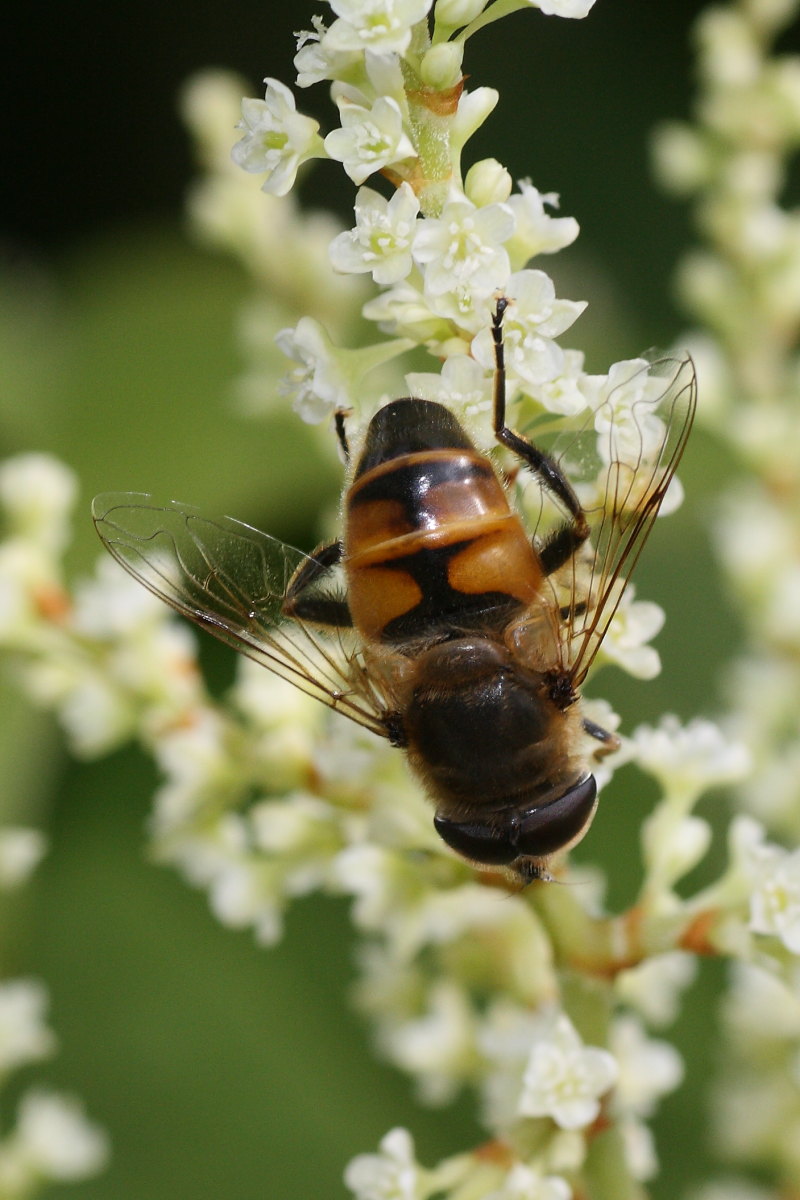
<box><xmin>524</xmin><ymin>0</ymin><xmax>597</xmax><ymax>15</ymax></box>
<box><xmin>413</xmin><ymin>197</ymin><xmax>513</xmax><ymax>301</ymax></box>
<box><xmin>405</xmin><ymin>354</ymin><xmax>493</xmax><ymax>422</ymax></box>
<box><xmin>632</xmin><ymin>716</ymin><xmax>751</xmax><ymax>802</ymax></box>
<box><xmin>325</xmin><ymin>96</ymin><xmax>416</xmax><ymax>185</ymax></box>
<box><xmin>610</xmin><ymin>1014</ymin><xmax>683</xmax><ymax>1118</ymax></box>
<box><xmin>0</xmin><ymin>454</ymin><xmax>77</xmax><ymax>555</ymax></box>
<box><xmin>518</xmin><ymin>1012</ymin><xmax>618</xmax><ymax>1130</ymax></box>
<box><xmin>330</xmin><ymin>183</ymin><xmax>420</xmax><ymax>284</ymax></box>
<box><xmin>325</xmin><ymin>0</ymin><xmax>433</xmax><ymax>56</ymax></box>
<box><xmin>586</xmin><ymin>358</ymin><xmax>669</xmax><ymax>468</ymax></box>
<box><xmin>507</xmin><ymin>181</ymin><xmax>580</xmax><ymax>262</ymax></box>
<box><xmin>0</xmin><ymin>980</ymin><xmax>55</xmax><ymax>1075</ymax></box>
<box><xmin>382</xmin><ymin>980</ymin><xmax>477</xmax><ymax>1104</ymax></box>
<box><xmin>596</xmin><ymin>588</ymin><xmax>664</xmax><ymax>680</ymax></box>
<box><xmin>641</xmin><ymin>810</ymin><xmax>712</xmax><ymax>893</ymax></box>
<box><xmin>722</xmin><ymin>962</ymin><xmax>800</xmax><ymax>1041</ymax></box>
<box><xmin>484</xmin><ymin>1162</ymin><xmax>572</xmax><ymax>1200</ymax></box>
<box><xmin>232</xmin><ymin>78</ymin><xmax>321</xmax><ymax>196</ymax></box>
<box><xmin>615</xmin><ymin>952</ymin><xmax>697</xmax><ymax>1027</ymax></box>
<box><xmin>747</xmin><ymin>839</ymin><xmax>800</xmax><ymax>954</ymax></box>
<box><xmin>472</xmin><ymin>271</ymin><xmax>586</xmax><ymax>388</ymax></box>
<box><xmin>344</xmin><ymin>1127</ymin><xmax>422</xmax><ymax>1200</ymax></box>
<box><xmin>72</xmin><ymin>554</ymin><xmax>175</xmax><ymax>639</ymax></box>
<box><xmin>251</xmin><ymin>793</ymin><xmax>341</xmax><ymax>896</ymax></box>
<box><xmin>294</xmin><ymin>16</ymin><xmax>360</xmax><ymax>88</ymax></box>
<box><xmin>0</xmin><ymin>827</ymin><xmax>46</xmax><ymax>889</ymax></box>
<box><xmin>275</xmin><ymin>317</ymin><xmax>351</xmax><ymax>422</ymax></box>
<box><xmin>14</xmin><ymin>1089</ymin><xmax>109</xmax><ymax>1180</ymax></box>
<box><xmin>530</xmin><ymin>349</ymin><xmax>588</xmax><ymax>417</ymax></box>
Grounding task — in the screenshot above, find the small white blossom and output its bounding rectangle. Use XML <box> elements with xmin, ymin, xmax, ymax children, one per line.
<box><xmin>325</xmin><ymin>96</ymin><xmax>416</xmax><ymax>185</ymax></box>
<box><xmin>596</xmin><ymin>588</ymin><xmax>664</xmax><ymax>680</ymax></box>
<box><xmin>325</xmin><ymin>0</ymin><xmax>433</xmax><ymax>56</ymax></box>
<box><xmin>530</xmin><ymin>348</ymin><xmax>588</xmax><ymax>416</ymax></box>
<box><xmin>507</xmin><ymin>181</ymin><xmax>580</xmax><ymax>263</ymax></box>
<box><xmin>518</xmin><ymin>1012</ymin><xmax>618</xmax><ymax>1130</ymax></box>
<box><xmin>232</xmin><ymin>78</ymin><xmax>322</xmax><ymax>196</ymax></box>
<box><xmin>525</xmin><ymin>0</ymin><xmax>597</xmax><ymax>16</ymax></box>
<box><xmin>723</xmin><ymin>961</ymin><xmax>800</xmax><ymax>1041</ymax></box>
<box><xmin>610</xmin><ymin>1014</ymin><xmax>684</xmax><ymax>1118</ymax></box>
<box><xmin>405</xmin><ymin>354</ymin><xmax>493</xmax><ymax>422</ymax></box>
<box><xmin>641</xmin><ymin>811</ymin><xmax>712</xmax><ymax>893</ymax></box>
<box><xmin>615</xmin><ymin>952</ymin><xmax>698</xmax><ymax>1027</ymax></box>
<box><xmin>484</xmin><ymin>1162</ymin><xmax>572</xmax><ymax>1200</ymax></box>
<box><xmin>72</xmin><ymin>554</ymin><xmax>177</xmax><ymax>639</ymax></box>
<box><xmin>0</xmin><ymin>454</ymin><xmax>77</xmax><ymax>555</ymax></box>
<box><xmin>275</xmin><ymin>316</ymin><xmax>351</xmax><ymax>422</ymax></box>
<box><xmin>362</xmin><ymin>280</ymin><xmax>448</xmax><ymax>343</ymax></box>
<box><xmin>294</xmin><ymin>16</ymin><xmax>360</xmax><ymax>88</ymax></box>
<box><xmin>586</xmin><ymin>358</ymin><xmax>669</xmax><ymax>468</ymax></box>
<box><xmin>747</xmin><ymin>838</ymin><xmax>800</xmax><ymax>954</ymax></box>
<box><xmin>330</xmin><ymin>183</ymin><xmax>420</xmax><ymax>284</ymax></box>
<box><xmin>344</xmin><ymin>1127</ymin><xmax>422</xmax><ymax>1200</ymax></box>
<box><xmin>0</xmin><ymin>980</ymin><xmax>55</xmax><ymax>1075</ymax></box>
<box><xmin>13</xmin><ymin>1089</ymin><xmax>109</xmax><ymax>1180</ymax></box>
<box><xmin>632</xmin><ymin>715</ymin><xmax>751</xmax><ymax>802</ymax></box>
<box><xmin>413</xmin><ymin>197</ymin><xmax>514</xmax><ymax>301</ymax></box>
<box><xmin>0</xmin><ymin>827</ymin><xmax>46</xmax><ymax>889</ymax></box>
<box><xmin>472</xmin><ymin>270</ymin><xmax>585</xmax><ymax>388</ymax></box>
<box><xmin>381</xmin><ymin>980</ymin><xmax>477</xmax><ymax>1105</ymax></box>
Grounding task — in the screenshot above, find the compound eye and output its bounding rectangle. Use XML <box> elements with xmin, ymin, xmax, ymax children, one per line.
<box><xmin>433</xmin><ymin>814</ymin><xmax>518</xmax><ymax>866</ymax></box>
<box><xmin>515</xmin><ymin>775</ymin><xmax>598</xmax><ymax>858</ymax></box>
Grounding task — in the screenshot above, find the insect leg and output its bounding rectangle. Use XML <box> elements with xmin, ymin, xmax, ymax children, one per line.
<box><xmin>582</xmin><ymin>717</ymin><xmax>621</xmax><ymax>759</ymax></box>
<box><xmin>491</xmin><ymin>298</ymin><xmax>590</xmax><ymax>544</ymax></box>
<box><xmin>283</xmin><ymin>539</ymin><xmax>353</xmax><ymax>627</ymax></box>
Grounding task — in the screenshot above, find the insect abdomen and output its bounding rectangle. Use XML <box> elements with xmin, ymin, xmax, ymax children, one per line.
<box><xmin>344</xmin><ymin>399</ymin><xmax>543</xmax><ymax>645</ymax></box>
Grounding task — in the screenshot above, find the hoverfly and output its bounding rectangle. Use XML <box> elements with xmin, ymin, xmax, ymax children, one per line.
<box><xmin>93</xmin><ymin>300</ymin><xmax>695</xmax><ymax>882</ymax></box>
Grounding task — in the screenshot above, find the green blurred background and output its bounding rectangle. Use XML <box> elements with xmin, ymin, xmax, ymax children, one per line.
<box><xmin>0</xmin><ymin>1</ymin><xmax>765</xmax><ymax>1196</ymax></box>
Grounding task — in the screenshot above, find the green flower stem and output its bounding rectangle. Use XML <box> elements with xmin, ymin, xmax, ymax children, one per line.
<box><xmin>529</xmin><ymin>880</ymin><xmax>723</xmax><ymax>976</ymax></box>
<box><xmin>401</xmin><ymin>59</ymin><xmax>463</xmax><ymax>216</ymax></box>
<box><xmin>456</xmin><ymin>0</ymin><xmax>534</xmax><ymax>42</ymax></box>
<box><xmin>584</xmin><ymin>1125</ymin><xmax>648</xmax><ymax>1200</ymax></box>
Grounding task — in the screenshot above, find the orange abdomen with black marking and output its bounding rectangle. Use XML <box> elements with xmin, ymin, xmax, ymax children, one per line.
<box><xmin>344</xmin><ymin>400</ymin><xmax>544</xmax><ymax>646</ymax></box>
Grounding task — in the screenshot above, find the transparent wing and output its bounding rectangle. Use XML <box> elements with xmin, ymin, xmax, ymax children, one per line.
<box><xmin>519</xmin><ymin>354</ymin><xmax>696</xmax><ymax>686</ymax></box>
<box><xmin>91</xmin><ymin>493</ymin><xmax>392</xmax><ymax>737</ymax></box>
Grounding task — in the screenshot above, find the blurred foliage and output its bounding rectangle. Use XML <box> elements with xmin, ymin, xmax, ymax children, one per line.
<box><xmin>0</xmin><ymin>1</ymin><xmax>747</xmax><ymax>1196</ymax></box>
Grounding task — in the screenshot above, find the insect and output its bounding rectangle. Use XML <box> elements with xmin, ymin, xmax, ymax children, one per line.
<box><xmin>93</xmin><ymin>300</ymin><xmax>695</xmax><ymax>882</ymax></box>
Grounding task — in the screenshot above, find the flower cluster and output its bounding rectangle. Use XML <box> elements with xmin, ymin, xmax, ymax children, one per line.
<box><xmin>654</xmin><ymin>0</ymin><xmax>800</xmax><ymax>1193</ymax></box>
<box><xmin>3</xmin><ymin>0</ymin><xmax>795</xmax><ymax>1197</ymax></box>
<box><xmin>230</xmin><ymin>2</ymin><xmax>611</xmax><ymax>436</ymax></box>
<box><xmin>0</xmin><ymin>779</ymin><xmax>107</xmax><ymax>1195</ymax></box>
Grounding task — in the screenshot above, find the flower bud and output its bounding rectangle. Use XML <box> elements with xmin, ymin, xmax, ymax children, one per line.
<box><xmin>420</xmin><ymin>42</ymin><xmax>464</xmax><ymax>89</ymax></box>
<box><xmin>465</xmin><ymin>158</ymin><xmax>512</xmax><ymax>206</ymax></box>
<box><xmin>435</xmin><ymin>0</ymin><xmax>488</xmax><ymax>26</ymax></box>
